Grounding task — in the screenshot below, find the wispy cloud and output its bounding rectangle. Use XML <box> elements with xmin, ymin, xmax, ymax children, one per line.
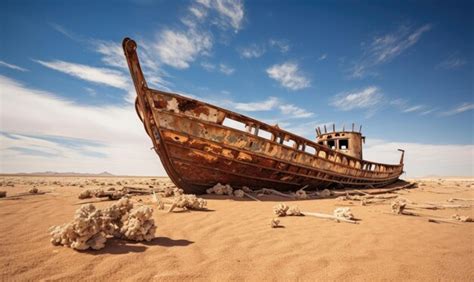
<box><xmin>390</xmin><ymin>99</ymin><xmax>430</xmax><ymax>114</ymax></box>
<box><xmin>403</xmin><ymin>105</ymin><xmax>425</xmax><ymax>113</ymax></box>
<box><xmin>266</xmin><ymin>62</ymin><xmax>310</xmax><ymax>91</ymax></box>
<box><xmin>219</xmin><ymin>63</ymin><xmax>234</xmax><ymax>75</ymax></box>
<box><xmin>93</xmin><ymin>40</ymin><xmax>129</xmax><ymax>70</ymax></box>
<box><xmin>201</xmin><ymin>61</ymin><xmax>216</xmax><ymax>71</ymax></box>
<box><xmin>437</xmin><ymin>53</ymin><xmax>467</xmax><ymax>70</ymax></box>
<box><xmin>154</xmin><ymin>29</ymin><xmax>212</xmax><ymax>69</ymax></box>
<box><xmin>234</xmin><ymin>97</ymin><xmax>280</xmax><ymax>111</ymax></box>
<box><xmin>0</xmin><ymin>60</ymin><xmax>28</xmax><ymax>72</ymax></box>
<box><xmin>318</xmin><ymin>54</ymin><xmax>327</xmax><ymax>61</ymax></box>
<box><xmin>230</xmin><ymin>96</ymin><xmax>313</xmax><ymax>118</ymax></box>
<box><xmin>238</xmin><ymin>44</ymin><xmax>266</xmax><ymax>58</ymax></box>
<box><xmin>269</xmin><ymin>39</ymin><xmax>290</xmax><ymax>53</ymax></box>
<box><xmin>0</xmin><ymin>75</ymin><xmax>163</xmax><ymax>175</ymax></box>
<box><xmin>200</xmin><ymin>61</ymin><xmax>234</xmax><ymax>75</ymax></box>
<box><xmin>34</xmin><ymin>59</ymin><xmax>129</xmax><ymax>89</ymax></box>
<box><xmin>441</xmin><ymin>103</ymin><xmax>474</xmax><ymax>116</ymax></box>
<box><xmin>330</xmin><ymin>86</ymin><xmax>383</xmax><ymax>111</ymax></box>
<box><xmin>349</xmin><ymin>24</ymin><xmax>432</xmax><ymax>78</ymax></box>
<box><xmin>278</xmin><ymin>104</ymin><xmax>313</xmax><ymax>118</ymax></box>
<box><xmin>197</xmin><ymin>0</ymin><xmax>245</xmax><ymax>32</ymax></box>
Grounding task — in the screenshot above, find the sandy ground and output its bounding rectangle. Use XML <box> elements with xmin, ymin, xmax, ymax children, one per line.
<box><xmin>0</xmin><ymin>176</ymin><xmax>473</xmax><ymax>281</ymax></box>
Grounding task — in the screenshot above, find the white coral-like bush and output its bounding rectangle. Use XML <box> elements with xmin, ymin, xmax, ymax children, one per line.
<box><xmin>273</xmin><ymin>203</ymin><xmax>289</xmax><ymax>217</ymax></box>
<box><xmin>50</xmin><ymin>204</ymin><xmax>111</xmax><ymax>251</ymax></box>
<box><xmin>233</xmin><ymin>189</ymin><xmax>245</xmax><ymax>198</ymax></box>
<box><xmin>318</xmin><ymin>189</ymin><xmax>332</xmax><ymax>198</ymax></box>
<box><xmin>119</xmin><ymin>205</ymin><xmax>156</xmax><ymax>241</ymax></box>
<box><xmin>270</xmin><ymin>218</ymin><xmax>280</xmax><ymax>228</ymax></box>
<box><xmin>295</xmin><ymin>189</ymin><xmax>308</xmax><ymax>199</ymax></box>
<box><xmin>50</xmin><ymin>198</ymin><xmax>156</xmax><ymax>251</ymax></box>
<box><xmin>167</xmin><ymin>194</ymin><xmax>207</xmax><ymax>212</ymax></box>
<box><xmin>333</xmin><ymin>207</ymin><xmax>354</xmax><ymax>220</ymax></box>
<box><xmin>452</xmin><ymin>214</ymin><xmax>473</xmax><ymax>222</ymax></box>
<box><xmin>286</xmin><ymin>205</ymin><xmax>302</xmax><ymax>216</ymax></box>
<box><xmin>206</xmin><ymin>183</ymin><xmax>233</xmax><ymax>195</ymax></box>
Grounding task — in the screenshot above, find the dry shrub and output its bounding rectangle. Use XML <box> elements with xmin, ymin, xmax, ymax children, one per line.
<box><xmin>233</xmin><ymin>189</ymin><xmax>245</xmax><ymax>198</ymax></box>
<box><xmin>273</xmin><ymin>203</ymin><xmax>289</xmax><ymax>217</ymax></box>
<box><xmin>333</xmin><ymin>207</ymin><xmax>354</xmax><ymax>220</ymax></box>
<box><xmin>270</xmin><ymin>218</ymin><xmax>280</xmax><ymax>228</ymax></box>
<box><xmin>206</xmin><ymin>183</ymin><xmax>233</xmax><ymax>195</ymax></box>
<box><xmin>50</xmin><ymin>198</ymin><xmax>156</xmax><ymax>251</ymax></box>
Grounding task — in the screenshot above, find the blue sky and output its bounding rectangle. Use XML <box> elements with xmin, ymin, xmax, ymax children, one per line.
<box><xmin>0</xmin><ymin>0</ymin><xmax>472</xmax><ymax>177</ymax></box>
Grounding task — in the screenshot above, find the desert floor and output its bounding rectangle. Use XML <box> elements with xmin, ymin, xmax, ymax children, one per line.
<box><xmin>1</xmin><ymin>176</ymin><xmax>473</xmax><ymax>281</ymax></box>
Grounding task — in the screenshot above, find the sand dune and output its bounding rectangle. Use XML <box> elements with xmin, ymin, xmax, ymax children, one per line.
<box><xmin>1</xmin><ymin>176</ymin><xmax>473</xmax><ymax>281</ymax></box>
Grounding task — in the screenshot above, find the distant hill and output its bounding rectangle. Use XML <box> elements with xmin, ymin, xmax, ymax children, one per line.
<box><xmin>3</xmin><ymin>171</ymin><xmax>115</xmax><ymax>177</ymax></box>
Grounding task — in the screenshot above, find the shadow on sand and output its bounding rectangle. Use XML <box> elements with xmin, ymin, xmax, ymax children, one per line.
<box><xmin>88</xmin><ymin>236</ymin><xmax>194</xmax><ymax>255</ymax></box>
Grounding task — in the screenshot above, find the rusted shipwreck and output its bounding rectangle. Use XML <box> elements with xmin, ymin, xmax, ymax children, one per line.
<box><xmin>123</xmin><ymin>38</ymin><xmax>405</xmax><ymax>194</ymax></box>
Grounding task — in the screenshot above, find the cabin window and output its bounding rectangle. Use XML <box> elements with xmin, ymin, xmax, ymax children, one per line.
<box><xmin>339</xmin><ymin>139</ymin><xmax>349</xmax><ymax>150</ymax></box>
<box><xmin>223</xmin><ymin>118</ymin><xmax>247</xmax><ymax>132</ymax></box>
<box><xmin>305</xmin><ymin>146</ymin><xmax>316</xmax><ymax>155</ymax></box>
<box><xmin>258</xmin><ymin>129</ymin><xmax>273</xmax><ymax>140</ymax></box>
<box><xmin>327</xmin><ymin>140</ymin><xmax>336</xmax><ymax>149</ymax></box>
<box><xmin>283</xmin><ymin>139</ymin><xmax>296</xmax><ymax>148</ymax></box>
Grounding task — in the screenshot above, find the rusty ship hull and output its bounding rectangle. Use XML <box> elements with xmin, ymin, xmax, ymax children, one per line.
<box><xmin>123</xmin><ymin>38</ymin><xmax>404</xmax><ymax>194</ymax></box>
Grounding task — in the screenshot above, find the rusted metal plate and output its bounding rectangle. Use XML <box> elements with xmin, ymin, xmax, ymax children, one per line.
<box><xmin>123</xmin><ymin>38</ymin><xmax>404</xmax><ymax>194</ymax></box>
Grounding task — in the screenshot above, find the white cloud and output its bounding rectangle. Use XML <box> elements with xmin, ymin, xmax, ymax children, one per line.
<box><xmin>219</xmin><ymin>63</ymin><xmax>234</xmax><ymax>75</ymax></box>
<box><xmin>318</xmin><ymin>54</ymin><xmax>327</xmax><ymax>61</ymax></box>
<box><xmin>234</xmin><ymin>97</ymin><xmax>280</xmax><ymax>111</ymax></box>
<box><xmin>437</xmin><ymin>54</ymin><xmax>467</xmax><ymax>70</ymax></box>
<box><xmin>350</xmin><ymin>24</ymin><xmax>432</xmax><ymax>78</ymax></box>
<box><xmin>34</xmin><ymin>59</ymin><xmax>129</xmax><ymax>89</ymax></box>
<box><xmin>238</xmin><ymin>44</ymin><xmax>266</xmax><ymax>58</ymax></box>
<box><xmin>154</xmin><ymin>29</ymin><xmax>212</xmax><ymax>69</ymax></box>
<box><xmin>204</xmin><ymin>0</ymin><xmax>245</xmax><ymax>32</ymax></box>
<box><xmin>403</xmin><ymin>105</ymin><xmax>424</xmax><ymax>113</ymax></box>
<box><xmin>441</xmin><ymin>103</ymin><xmax>474</xmax><ymax>116</ymax></box>
<box><xmin>269</xmin><ymin>39</ymin><xmax>290</xmax><ymax>53</ymax></box>
<box><xmin>230</xmin><ymin>96</ymin><xmax>313</xmax><ymax>118</ymax></box>
<box><xmin>330</xmin><ymin>86</ymin><xmax>383</xmax><ymax>111</ymax></box>
<box><xmin>266</xmin><ymin>62</ymin><xmax>310</xmax><ymax>91</ymax></box>
<box><xmin>364</xmin><ymin>139</ymin><xmax>474</xmax><ymax>178</ymax></box>
<box><xmin>0</xmin><ymin>75</ymin><xmax>163</xmax><ymax>175</ymax></box>
<box><xmin>93</xmin><ymin>40</ymin><xmax>129</xmax><ymax>70</ymax></box>
<box><xmin>201</xmin><ymin>61</ymin><xmax>216</xmax><ymax>71</ymax></box>
<box><xmin>278</xmin><ymin>104</ymin><xmax>313</xmax><ymax>118</ymax></box>
<box><xmin>0</xmin><ymin>60</ymin><xmax>28</xmax><ymax>72</ymax></box>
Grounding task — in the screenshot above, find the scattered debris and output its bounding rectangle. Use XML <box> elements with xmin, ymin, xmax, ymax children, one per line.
<box><xmin>318</xmin><ymin>189</ymin><xmax>332</xmax><ymax>198</ymax></box>
<box><xmin>165</xmin><ymin>194</ymin><xmax>207</xmax><ymax>212</ymax></box>
<box><xmin>333</xmin><ymin>207</ymin><xmax>354</xmax><ymax>220</ymax></box>
<box><xmin>452</xmin><ymin>214</ymin><xmax>473</xmax><ymax>222</ymax></box>
<box><xmin>233</xmin><ymin>189</ymin><xmax>245</xmax><ymax>198</ymax></box>
<box><xmin>270</xmin><ymin>218</ymin><xmax>281</xmax><ymax>228</ymax></box>
<box><xmin>301</xmin><ymin>210</ymin><xmax>358</xmax><ymax>224</ymax></box>
<box><xmin>286</xmin><ymin>205</ymin><xmax>302</xmax><ymax>216</ymax></box>
<box><xmin>206</xmin><ymin>183</ymin><xmax>233</xmax><ymax>195</ymax></box>
<box><xmin>50</xmin><ymin>198</ymin><xmax>156</xmax><ymax>251</ymax></box>
<box><xmin>273</xmin><ymin>203</ymin><xmax>289</xmax><ymax>217</ymax></box>
<box><xmin>391</xmin><ymin>199</ymin><xmax>407</xmax><ymax>214</ymax></box>
<box><xmin>295</xmin><ymin>189</ymin><xmax>308</xmax><ymax>199</ymax></box>
<box><xmin>28</xmin><ymin>187</ymin><xmax>39</xmax><ymax>194</ymax></box>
